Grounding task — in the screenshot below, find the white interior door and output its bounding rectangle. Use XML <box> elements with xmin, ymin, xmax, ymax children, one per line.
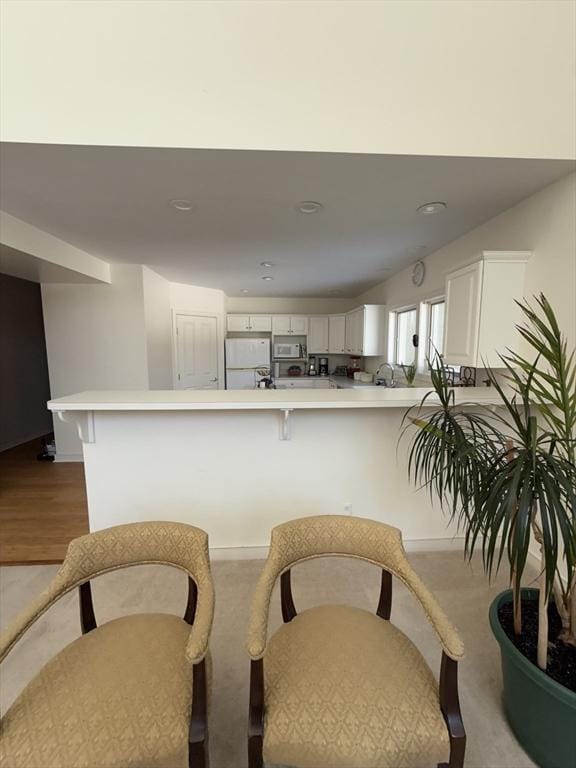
<box><xmin>175</xmin><ymin>315</ymin><xmax>219</xmax><ymax>389</ymax></box>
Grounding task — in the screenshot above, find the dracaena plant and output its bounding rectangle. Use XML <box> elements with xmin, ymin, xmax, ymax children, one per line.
<box><xmin>401</xmin><ymin>294</ymin><xmax>576</xmax><ymax>671</ymax></box>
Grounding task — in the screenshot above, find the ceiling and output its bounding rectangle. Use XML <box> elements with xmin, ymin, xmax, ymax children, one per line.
<box><xmin>0</xmin><ymin>143</ymin><xmax>573</xmax><ymax>297</ymax></box>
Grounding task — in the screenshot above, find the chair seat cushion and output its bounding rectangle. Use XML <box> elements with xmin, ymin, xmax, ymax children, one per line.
<box><xmin>263</xmin><ymin>605</ymin><xmax>450</xmax><ymax>768</ymax></box>
<box><xmin>0</xmin><ymin>613</ymin><xmax>195</xmax><ymax>768</ymax></box>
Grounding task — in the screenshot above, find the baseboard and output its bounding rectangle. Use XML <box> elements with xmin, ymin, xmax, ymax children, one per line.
<box><xmin>403</xmin><ymin>536</ymin><xmax>466</xmax><ymax>552</ymax></box>
<box><xmin>209</xmin><ymin>546</ymin><xmax>269</xmax><ymax>560</ymax></box>
<box><xmin>54</xmin><ymin>452</ymin><xmax>84</xmax><ymax>463</ymax></box>
<box><xmin>209</xmin><ymin>536</ymin><xmax>468</xmax><ymax>561</ymax></box>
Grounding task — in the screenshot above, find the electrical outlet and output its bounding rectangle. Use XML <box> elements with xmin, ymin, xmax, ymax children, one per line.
<box><xmin>344</xmin><ymin>502</ymin><xmax>353</xmax><ymax>515</ymax></box>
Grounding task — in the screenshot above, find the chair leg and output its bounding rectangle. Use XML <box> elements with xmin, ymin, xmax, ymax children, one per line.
<box><xmin>248</xmin><ymin>659</ymin><xmax>264</xmax><ymax>768</ymax></box>
<box><xmin>439</xmin><ymin>652</ymin><xmax>466</xmax><ymax>768</ymax></box>
<box><xmin>189</xmin><ymin>659</ymin><xmax>209</xmax><ymax>768</ymax></box>
<box><xmin>437</xmin><ymin>733</ymin><xmax>465</xmax><ymax>768</ymax></box>
<box><xmin>446</xmin><ymin>732</ymin><xmax>466</xmax><ymax>768</ymax></box>
<box><xmin>189</xmin><ymin>738</ymin><xmax>208</xmax><ymax>768</ymax></box>
<box><xmin>248</xmin><ymin>734</ymin><xmax>263</xmax><ymax>768</ymax></box>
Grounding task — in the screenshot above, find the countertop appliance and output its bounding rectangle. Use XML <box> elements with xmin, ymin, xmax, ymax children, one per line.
<box><xmin>225</xmin><ymin>338</ymin><xmax>271</xmax><ymax>390</ymax></box>
<box><xmin>274</xmin><ymin>342</ymin><xmax>302</xmax><ymax>359</ymax></box>
<box><xmin>318</xmin><ymin>357</ymin><xmax>329</xmax><ymax>376</ymax></box>
<box><xmin>307</xmin><ymin>356</ymin><xmax>317</xmax><ymax>376</ymax></box>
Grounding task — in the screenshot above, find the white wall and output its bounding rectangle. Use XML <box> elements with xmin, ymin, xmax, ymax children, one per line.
<box><xmin>226</xmin><ymin>296</ymin><xmax>354</xmax><ymax>314</ymax></box>
<box><xmin>42</xmin><ymin>264</ymin><xmax>149</xmax><ymax>458</ymax></box>
<box><xmin>1</xmin><ymin>1</ymin><xmax>574</xmax><ymax>160</ymax></box>
<box><xmin>142</xmin><ymin>267</ymin><xmax>172</xmax><ymax>389</ymax></box>
<box><xmin>357</xmin><ymin>172</ymin><xmax>576</xmax><ymax>372</ymax></box>
<box><xmin>82</xmin><ymin>408</ymin><xmax>462</xmax><ymax>548</ymax></box>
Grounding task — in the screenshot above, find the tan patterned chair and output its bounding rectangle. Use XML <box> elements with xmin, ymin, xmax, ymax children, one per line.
<box><xmin>247</xmin><ymin>515</ymin><xmax>465</xmax><ymax>768</ymax></box>
<box><xmin>0</xmin><ymin>521</ymin><xmax>214</xmax><ymax>768</ymax></box>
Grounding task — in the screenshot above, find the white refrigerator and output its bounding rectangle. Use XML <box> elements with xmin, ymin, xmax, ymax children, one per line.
<box><xmin>225</xmin><ymin>338</ymin><xmax>271</xmax><ymax>389</ymax></box>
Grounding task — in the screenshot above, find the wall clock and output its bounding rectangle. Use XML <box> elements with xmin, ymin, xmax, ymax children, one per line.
<box><xmin>412</xmin><ymin>260</ymin><xmax>425</xmax><ymax>287</ymax></box>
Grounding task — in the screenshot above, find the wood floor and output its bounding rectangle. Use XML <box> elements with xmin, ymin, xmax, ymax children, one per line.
<box><xmin>0</xmin><ymin>438</ymin><xmax>88</xmax><ymax>564</ymax></box>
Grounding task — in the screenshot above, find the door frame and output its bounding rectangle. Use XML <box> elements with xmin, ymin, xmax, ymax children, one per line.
<box><xmin>171</xmin><ymin>310</ymin><xmax>224</xmax><ymax>390</ymax></box>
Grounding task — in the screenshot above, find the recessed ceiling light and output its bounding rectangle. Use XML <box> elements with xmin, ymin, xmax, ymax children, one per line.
<box><xmin>169</xmin><ymin>199</ymin><xmax>195</xmax><ymax>211</ymax></box>
<box><xmin>329</xmin><ymin>289</ymin><xmax>342</xmax><ymax>295</ymax></box>
<box><xmin>416</xmin><ymin>201</ymin><xmax>447</xmax><ymax>215</ymax></box>
<box><xmin>296</xmin><ymin>200</ymin><xmax>323</xmax><ymax>214</ymax></box>
<box><xmin>260</xmin><ymin>261</ymin><xmax>274</xmax><ymax>268</ymax></box>
<box><xmin>261</xmin><ymin>275</ymin><xmax>274</xmax><ymax>281</ymax></box>
<box><xmin>240</xmin><ymin>289</ymin><xmax>249</xmax><ymax>293</ymax></box>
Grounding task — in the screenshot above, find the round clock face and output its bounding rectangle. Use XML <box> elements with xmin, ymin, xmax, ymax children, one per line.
<box><xmin>412</xmin><ymin>260</ymin><xmax>425</xmax><ymax>286</ymax></box>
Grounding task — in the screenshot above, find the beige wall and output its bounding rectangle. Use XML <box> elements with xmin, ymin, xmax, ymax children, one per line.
<box><xmin>2</xmin><ymin>1</ymin><xmax>574</xmax><ymax>160</ymax></box>
<box><xmin>42</xmin><ymin>271</ymin><xmax>230</xmax><ymax>457</ymax></box>
<box><xmin>358</xmin><ymin>172</ymin><xmax>576</xmax><ymax>372</ymax></box>
<box><xmin>226</xmin><ymin>296</ymin><xmax>354</xmax><ymax>314</ymax></box>
<box><xmin>142</xmin><ymin>267</ymin><xmax>172</xmax><ymax>389</ymax></box>
<box><xmin>42</xmin><ymin>264</ymin><xmax>149</xmax><ymax>458</ymax></box>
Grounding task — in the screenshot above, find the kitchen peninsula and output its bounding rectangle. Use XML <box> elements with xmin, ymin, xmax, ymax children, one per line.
<box><xmin>48</xmin><ymin>387</ymin><xmax>502</xmax><ymax>552</ymax></box>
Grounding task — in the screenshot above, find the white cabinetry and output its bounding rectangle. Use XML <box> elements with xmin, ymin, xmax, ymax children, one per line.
<box><xmin>226</xmin><ymin>315</ymin><xmax>272</xmax><ymax>332</ymax></box>
<box><xmin>308</xmin><ymin>316</ymin><xmax>329</xmax><ymax>353</ymax></box>
<box><xmin>443</xmin><ymin>251</ymin><xmax>531</xmax><ymax>367</ymax></box>
<box><xmin>329</xmin><ymin>314</ymin><xmax>346</xmax><ymax>354</ymax></box>
<box><xmin>345</xmin><ymin>309</ymin><xmax>362</xmax><ymax>354</ymax></box>
<box><xmin>227</xmin><ymin>315</ymin><xmax>250</xmax><ymax>332</ymax></box>
<box><xmin>344</xmin><ymin>305</ymin><xmax>386</xmax><ymax>356</ymax></box>
<box><xmin>250</xmin><ymin>316</ymin><xmax>273</xmax><ymax>332</ymax></box>
<box><xmin>272</xmin><ymin>315</ymin><xmax>309</xmax><ymax>335</ymax></box>
<box><xmin>274</xmin><ymin>378</ymin><xmax>332</xmax><ymax>389</ymax></box>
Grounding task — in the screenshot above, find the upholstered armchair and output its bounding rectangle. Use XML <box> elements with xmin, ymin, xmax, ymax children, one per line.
<box><xmin>247</xmin><ymin>515</ymin><xmax>465</xmax><ymax>768</ymax></box>
<box><xmin>0</xmin><ymin>521</ymin><xmax>214</xmax><ymax>768</ymax></box>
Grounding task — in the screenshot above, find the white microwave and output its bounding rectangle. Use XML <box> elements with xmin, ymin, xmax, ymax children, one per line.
<box><xmin>274</xmin><ymin>342</ymin><xmax>302</xmax><ymax>359</ymax></box>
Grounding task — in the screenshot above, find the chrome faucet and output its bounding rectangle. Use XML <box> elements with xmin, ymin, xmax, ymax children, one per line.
<box><xmin>376</xmin><ymin>362</ymin><xmax>396</xmax><ymax>387</ymax></box>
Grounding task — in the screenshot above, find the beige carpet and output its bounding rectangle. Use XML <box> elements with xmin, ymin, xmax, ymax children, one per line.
<box><xmin>0</xmin><ymin>552</ymin><xmax>536</xmax><ymax>768</ymax></box>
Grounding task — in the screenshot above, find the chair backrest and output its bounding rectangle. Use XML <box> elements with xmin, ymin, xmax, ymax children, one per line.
<box><xmin>267</xmin><ymin>514</ymin><xmax>406</xmax><ymax>572</ymax></box>
<box><xmin>1</xmin><ymin>521</ymin><xmax>214</xmax><ymax>664</ymax></box>
<box><xmin>58</xmin><ymin>520</ymin><xmax>211</xmax><ymax>584</ymax></box>
<box><xmin>247</xmin><ymin>515</ymin><xmax>464</xmax><ymax>662</ymax></box>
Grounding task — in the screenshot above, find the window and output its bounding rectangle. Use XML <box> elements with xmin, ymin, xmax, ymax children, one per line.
<box><xmin>393</xmin><ymin>307</ymin><xmax>418</xmax><ymax>365</ymax></box>
<box><xmin>416</xmin><ymin>297</ymin><xmax>445</xmax><ymax>370</ymax></box>
<box><xmin>389</xmin><ymin>298</ymin><xmax>446</xmax><ymax>372</ymax></box>
<box><xmin>428</xmin><ymin>300</ymin><xmax>445</xmax><ymax>361</ymax></box>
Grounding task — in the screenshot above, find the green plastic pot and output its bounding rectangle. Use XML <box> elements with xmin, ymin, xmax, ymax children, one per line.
<box><xmin>489</xmin><ymin>589</ymin><xmax>576</xmax><ymax>768</ymax></box>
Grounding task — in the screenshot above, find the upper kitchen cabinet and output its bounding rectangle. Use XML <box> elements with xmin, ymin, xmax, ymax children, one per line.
<box><xmin>272</xmin><ymin>315</ymin><xmax>309</xmax><ymax>335</ymax></box>
<box><xmin>226</xmin><ymin>315</ymin><xmax>272</xmax><ymax>332</ymax></box>
<box><xmin>443</xmin><ymin>250</ymin><xmax>531</xmax><ymax>367</ymax></box>
<box><xmin>328</xmin><ymin>314</ymin><xmax>346</xmax><ymax>354</ymax></box>
<box><xmin>308</xmin><ymin>316</ymin><xmax>329</xmax><ymax>353</ymax></box>
<box><xmin>249</xmin><ymin>315</ymin><xmax>273</xmax><ymax>332</ymax></box>
<box><xmin>345</xmin><ymin>305</ymin><xmax>386</xmax><ymax>356</ymax></box>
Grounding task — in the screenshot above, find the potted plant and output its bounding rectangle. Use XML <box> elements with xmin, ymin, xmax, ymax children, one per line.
<box><xmin>401</xmin><ymin>362</ymin><xmax>417</xmax><ymax>387</ymax></box>
<box><xmin>401</xmin><ymin>295</ymin><xmax>575</xmax><ymax>768</ymax></box>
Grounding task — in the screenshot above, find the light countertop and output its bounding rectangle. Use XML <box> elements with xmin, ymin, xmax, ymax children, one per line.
<box><xmin>271</xmin><ymin>375</ymin><xmax>378</xmax><ymax>388</ymax></box>
<box><xmin>48</xmin><ymin>387</ymin><xmax>503</xmax><ymax>412</ymax></box>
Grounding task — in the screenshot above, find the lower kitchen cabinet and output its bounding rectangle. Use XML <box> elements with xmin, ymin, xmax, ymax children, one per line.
<box><xmin>274</xmin><ymin>378</ymin><xmax>332</xmax><ymax>389</ymax></box>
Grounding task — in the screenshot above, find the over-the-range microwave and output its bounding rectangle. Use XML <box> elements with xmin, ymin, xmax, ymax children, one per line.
<box><xmin>274</xmin><ymin>342</ymin><xmax>302</xmax><ymax>359</ymax></box>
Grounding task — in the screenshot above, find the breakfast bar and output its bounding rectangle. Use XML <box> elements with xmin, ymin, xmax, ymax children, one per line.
<box><xmin>48</xmin><ymin>388</ymin><xmax>502</xmax><ymax>551</ymax></box>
